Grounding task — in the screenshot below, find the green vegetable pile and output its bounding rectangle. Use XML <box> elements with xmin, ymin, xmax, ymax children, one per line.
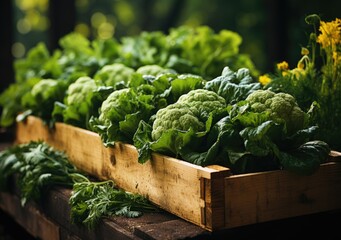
<box><xmin>0</xmin><ymin>24</ymin><xmax>332</xmax><ymax>176</ymax></box>
<box><xmin>0</xmin><ymin>141</ymin><xmax>157</xmax><ymax>229</ymax></box>
<box><xmin>0</xmin><ymin>25</ymin><xmax>257</xmax><ymax>128</ymax></box>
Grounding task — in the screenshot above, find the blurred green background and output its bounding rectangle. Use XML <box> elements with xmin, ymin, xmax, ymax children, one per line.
<box><xmin>2</xmin><ymin>0</ymin><xmax>341</xmax><ymax>91</ymax></box>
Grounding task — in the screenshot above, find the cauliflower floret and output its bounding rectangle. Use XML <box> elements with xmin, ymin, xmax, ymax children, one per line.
<box><xmin>136</xmin><ymin>65</ymin><xmax>176</xmax><ymax>76</ymax></box>
<box><xmin>31</xmin><ymin>79</ymin><xmax>65</xmax><ymax>103</ymax></box>
<box><xmin>177</xmin><ymin>89</ymin><xmax>226</xmax><ymax>119</ymax></box>
<box><xmin>31</xmin><ymin>79</ymin><xmax>59</xmax><ymax>100</ymax></box>
<box><xmin>98</xmin><ymin>88</ymin><xmax>137</xmax><ymax>126</ymax></box>
<box><xmin>245</xmin><ymin>89</ymin><xmax>308</xmax><ymax>134</ymax></box>
<box><xmin>28</xmin><ymin>78</ymin><xmax>66</xmax><ymax>119</ymax></box>
<box><xmin>67</xmin><ymin>77</ymin><xmax>97</xmax><ymax>105</ymax></box>
<box><xmin>247</xmin><ymin>89</ymin><xmax>275</xmax><ymax>106</ymax></box>
<box><xmin>94</xmin><ymin>63</ymin><xmax>135</xmax><ymax>88</ymax></box>
<box><xmin>152</xmin><ymin>103</ymin><xmax>204</xmax><ymax>140</ymax></box>
<box><xmin>151</xmin><ymin>89</ymin><xmax>226</xmax><ymax>141</ymax></box>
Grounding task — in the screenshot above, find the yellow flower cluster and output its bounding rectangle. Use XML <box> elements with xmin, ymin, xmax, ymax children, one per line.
<box><xmin>259</xmin><ymin>14</ymin><xmax>341</xmax><ymax>149</ymax></box>
<box><xmin>258</xmin><ymin>74</ymin><xmax>271</xmax><ymax>85</ymax></box>
<box><xmin>277</xmin><ymin>61</ymin><xmax>289</xmax><ymax>71</ymax></box>
<box><xmin>317</xmin><ymin>18</ymin><xmax>341</xmax><ymax>49</ymax></box>
<box><xmin>276</xmin><ymin>56</ymin><xmax>308</xmax><ymax>79</ymax></box>
<box><xmin>316</xmin><ymin>17</ymin><xmax>341</xmax><ymax>88</ymax></box>
<box><xmin>259</xmin><ymin>15</ymin><xmax>340</xmax><ymax>88</ymax></box>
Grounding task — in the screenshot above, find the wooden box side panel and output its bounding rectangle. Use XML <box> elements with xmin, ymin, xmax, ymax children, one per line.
<box><xmin>16</xmin><ymin>117</ymin><xmax>229</xmax><ymax>230</ymax></box>
<box><xmin>202</xmin><ymin>177</ymin><xmax>226</xmax><ymax>230</ymax></box>
<box><xmin>15</xmin><ymin>117</ymin><xmax>105</xmax><ymax>177</ymax></box>
<box><xmin>105</xmin><ymin>144</ymin><xmax>206</xmax><ymax>226</ymax></box>
<box><xmin>224</xmin><ymin>162</ymin><xmax>341</xmax><ymax>228</ymax></box>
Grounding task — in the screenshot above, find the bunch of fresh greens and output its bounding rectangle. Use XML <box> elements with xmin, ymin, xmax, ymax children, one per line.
<box><xmin>69</xmin><ymin>178</ymin><xmax>157</xmax><ymax>230</ymax></box>
<box><xmin>0</xmin><ymin>141</ymin><xmax>157</xmax><ymax>229</ymax></box>
<box><xmin>0</xmin><ymin>141</ymin><xmax>80</xmax><ymax>205</ymax></box>
<box><xmin>117</xmin><ymin>26</ymin><xmax>259</xmax><ymax>79</ymax></box>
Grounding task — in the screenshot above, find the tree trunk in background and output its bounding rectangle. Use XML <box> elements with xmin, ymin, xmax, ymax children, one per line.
<box><xmin>265</xmin><ymin>0</ymin><xmax>289</xmax><ymax>71</ymax></box>
<box><xmin>0</xmin><ymin>0</ymin><xmax>14</xmax><ymax>92</ymax></box>
<box><xmin>48</xmin><ymin>0</ymin><xmax>76</xmax><ymax>51</ymax></box>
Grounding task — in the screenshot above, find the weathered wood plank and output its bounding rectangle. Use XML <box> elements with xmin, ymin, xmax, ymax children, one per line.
<box><xmin>1</xmin><ymin>186</ymin><xmax>195</xmax><ymax>240</ymax></box>
<box><xmin>16</xmin><ymin>116</ymin><xmax>230</xmax><ymax>230</ymax></box>
<box><xmin>0</xmin><ymin>192</ymin><xmax>60</xmax><ymax>240</ymax></box>
<box><xmin>224</xmin><ymin>162</ymin><xmax>341</xmax><ymax>228</ymax></box>
<box><xmin>133</xmin><ymin>219</ymin><xmax>207</xmax><ymax>240</ymax></box>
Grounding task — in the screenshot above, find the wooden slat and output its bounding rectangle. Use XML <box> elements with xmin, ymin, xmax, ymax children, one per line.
<box><xmin>0</xmin><ymin>183</ymin><xmax>207</xmax><ymax>240</ymax></box>
<box><xmin>133</xmin><ymin>219</ymin><xmax>207</xmax><ymax>240</ymax></box>
<box><xmin>224</xmin><ymin>162</ymin><xmax>341</xmax><ymax>228</ymax></box>
<box><xmin>15</xmin><ymin>116</ymin><xmax>231</xmax><ymax>230</ymax></box>
<box><xmin>0</xmin><ymin>192</ymin><xmax>60</xmax><ymax>240</ymax></box>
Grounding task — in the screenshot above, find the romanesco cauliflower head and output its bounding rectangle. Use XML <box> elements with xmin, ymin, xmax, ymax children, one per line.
<box><xmin>98</xmin><ymin>88</ymin><xmax>138</xmax><ymax>126</ymax></box>
<box><xmin>177</xmin><ymin>89</ymin><xmax>226</xmax><ymax>119</ymax></box>
<box><xmin>245</xmin><ymin>89</ymin><xmax>308</xmax><ymax>134</ymax></box>
<box><xmin>136</xmin><ymin>64</ymin><xmax>176</xmax><ymax>76</ymax></box>
<box><xmin>27</xmin><ymin>78</ymin><xmax>67</xmax><ymax>119</ymax></box>
<box><xmin>66</xmin><ymin>76</ymin><xmax>97</xmax><ymax>113</ymax></box>
<box><xmin>151</xmin><ymin>103</ymin><xmax>204</xmax><ymax>140</ymax></box>
<box><xmin>31</xmin><ymin>79</ymin><xmax>61</xmax><ymax>101</ymax></box>
<box><xmin>151</xmin><ymin>89</ymin><xmax>226</xmax><ymax>140</ymax></box>
<box><xmin>94</xmin><ymin>63</ymin><xmax>135</xmax><ymax>87</ymax></box>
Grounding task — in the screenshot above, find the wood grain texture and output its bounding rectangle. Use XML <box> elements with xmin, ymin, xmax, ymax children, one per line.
<box><xmin>224</xmin><ymin>162</ymin><xmax>341</xmax><ymax>228</ymax></box>
<box><xmin>15</xmin><ymin>116</ymin><xmax>231</xmax><ymax>230</ymax></box>
<box><xmin>0</xmin><ymin>192</ymin><xmax>60</xmax><ymax>240</ymax></box>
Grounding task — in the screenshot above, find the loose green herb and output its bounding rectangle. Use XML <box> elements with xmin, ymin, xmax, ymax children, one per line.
<box><xmin>69</xmin><ymin>177</ymin><xmax>158</xmax><ymax>230</ymax></box>
<box><xmin>0</xmin><ymin>141</ymin><xmax>80</xmax><ymax>206</ymax></box>
<box><xmin>0</xmin><ymin>141</ymin><xmax>157</xmax><ymax>229</ymax></box>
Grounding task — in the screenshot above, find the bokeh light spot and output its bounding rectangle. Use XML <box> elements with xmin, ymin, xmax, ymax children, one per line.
<box><xmin>12</xmin><ymin>42</ymin><xmax>26</xmax><ymax>58</ymax></box>
<box><xmin>98</xmin><ymin>22</ymin><xmax>114</xmax><ymax>39</ymax></box>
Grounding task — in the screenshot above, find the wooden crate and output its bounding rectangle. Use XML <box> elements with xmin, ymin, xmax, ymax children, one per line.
<box><xmin>15</xmin><ymin>116</ymin><xmax>341</xmax><ymax>231</ymax></box>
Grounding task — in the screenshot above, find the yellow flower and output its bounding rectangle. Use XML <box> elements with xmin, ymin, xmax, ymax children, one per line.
<box><xmin>317</xmin><ymin>18</ymin><xmax>341</xmax><ymax>49</ymax></box>
<box><xmin>301</xmin><ymin>47</ymin><xmax>309</xmax><ymax>56</ymax></box>
<box><xmin>290</xmin><ymin>67</ymin><xmax>306</xmax><ymax>78</ymax></box>
<box><xmin>277</xmin><ymin>61</ymin><xmax>289</xmax><ymax>71</ymax></box>
<box><xmin>282</xmin><ymin>71</ymin><xmax>289</xmax><ymax>77</ymax></box>
<box><xmin>297</xmin><ymin>61</ymin><xmax>305</xmax><ymax>69</ymax></box>
<box><xmin>258</xmin><ymin>74</ymin><xmax>271</xmax><ymax>85</ymax></box>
